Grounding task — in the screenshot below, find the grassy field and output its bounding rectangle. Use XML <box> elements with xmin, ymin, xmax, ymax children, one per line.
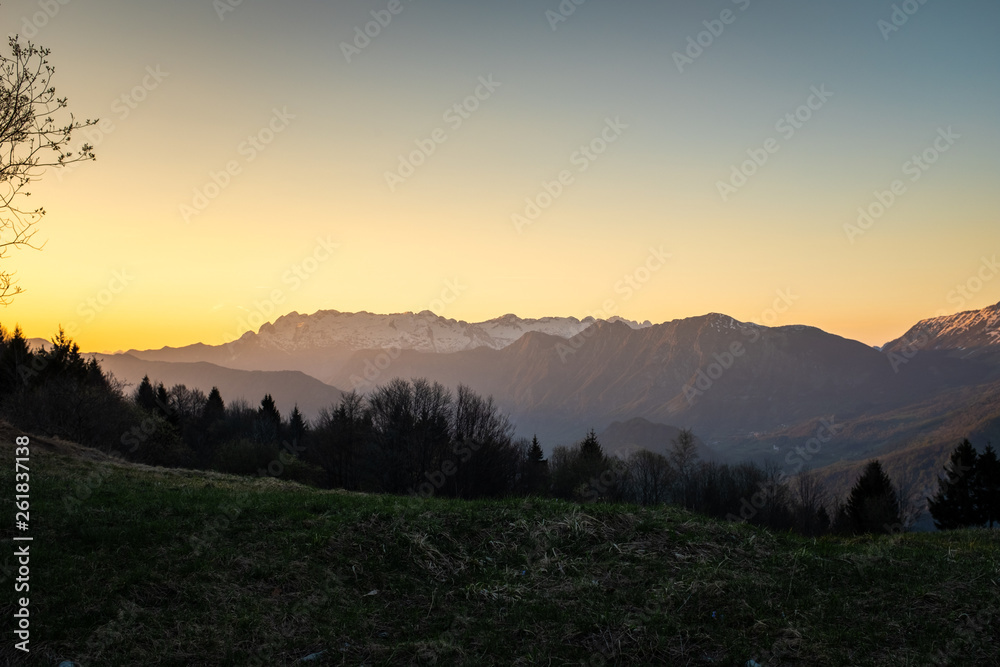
<box><xmin>1</xmin><ymin>425</ymin><xmax>997</xmax><ymax>666</ymax></box>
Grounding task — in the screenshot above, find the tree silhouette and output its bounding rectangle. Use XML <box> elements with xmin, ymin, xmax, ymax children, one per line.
<box><xmin>576</xmin><ymin>429</ymin><xmax>613</xmax><ymax>501</ymax></box>
<box><xmin>134</xmin><ymin>375</ymin><xmax>157</xmax><ymax>412</ymax></box>
<box><xmin>973</xmin><ymin>444</ymin><xmax>1000</xmax><ymax>528</ymax></box>
<box><xmin>519</xmin><ymin>435</ymin><xmax>549</xmax><ymax>496</ymax></box>
<box><xmin>843</xmin><ymin>460</ymin><xmax>901</xmax><ymax>534</ymax></box>
<box><xmin>202</xmin><ymin>387</ymin><xmax>225</xmax><ymax>425</ymax></box>
<box><xmin>928</xmin><ymin>440</ymin><xmax>981</xmax><ymax>530</ymax></box>
<box><xmin>668</xmin><ymin>428</ymin><xmax>700</xmax><ymax>509</ymax></box>
<box><xmin>288</xmin><ymin>405</ymin><xmax>307</xmax><ymax>446</ymax></box>
<box><xmin>579</xmin><ymin>429</ymin><xmax>604</xmax><ymax>463</ymax></box>
<box><xmin>1</xmin><ymin>35</ymin><xmax>97</xmax><ymax>303</ymax></box>
<box><xmin>255</xmin><ymin>393</ymin><xmax>281</xmax><ymax>443</ymax></box>
<box><xmin>0</xmin><ymin>325</ymin><xmax>33</xmax><ymax>393</ymax></box>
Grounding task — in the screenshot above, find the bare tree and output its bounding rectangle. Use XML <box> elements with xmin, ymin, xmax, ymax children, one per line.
<box><xmin>627</xmin><ymin>449</ymin><xmax>673</xmax><ymax>506</ymax></box>
<box><xmin>2</xmin><ymin>34</ymin><xmax>97</xmax><ymax>303</ymax></box>
<box><xmin>667</xmin><ymin>428</ymin><xmax>700</xmax><ymax>508</ymax></box>
<box><xmin>893</xmin><ymin>468</ymin><xmax>925</xmax><ymax>531</ymax></box>
<box><xmin>792</xmin><ymin>470</ymin><xmax>830</xmax><ymax>536</ymax></box>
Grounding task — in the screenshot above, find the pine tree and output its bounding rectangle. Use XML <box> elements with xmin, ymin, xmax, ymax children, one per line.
<box><xmin>844</xmin><ymin>460</ymin><xmax>901</xmax><ymax>534</ymax></box>
<box><xmin>288</xmin><ymin>405</ymin><xmax>307</xmax><ymax>446</ymax></box>
<box><xmin>256</xmin><ymin>394</ymin><xmax>282</xmax><ymax>444</ymax></box>
<box><xmin>0</xmin><ymin>325</ymin><xmax>34</xmax><ymax>393</ymax></box>
<box><xmin>202</xmin><ymin>387</ymin><xmax>225</xmax><ymax>425</ymax></box>
<box><xmin>928</xmin><ymin>440</ymin><xmax>981</xmax><ymax>530</ymax></box>
<box><xmin>520</xmin><ymin>435</ymin><xmax>549</xmax><ymax>495</ymax></box>
<box><xmin>154</xmin><ymin>382</ymin><xmax>175</xmax><ymax>423</ymax></box>
<box><xmin>579</xmin><ymin>429</ymin><xmax>604</xmax><ymax>463</ymax></box>
<box><xmin>134</xmin><ymin>375</ymin><xmax>157</xmax><ymax>412</ymax></box>
<box><xmin>576</xmin><ymin>429</ymin><xmax>612</xmax><ymax>501</ymax></box>
<box><xmin>973</xmin><ymin>443</ymin><xmax>1000</xmax><ymax>528</ymax></box>
<box><xmin>38</xmin><ymin>327</ymin><xmax>88</xmax><ymax>382</ymax></box>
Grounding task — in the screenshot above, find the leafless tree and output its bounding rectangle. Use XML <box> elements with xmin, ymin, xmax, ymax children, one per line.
<box><xmin>667</xmin><ymin>428</ymin><xmax>700</xmax><ymax>508</ymax></box>
<box><xmin>2</xmin><ymin>34</ymin><xmax>97</xmax><ymax>303</ymax></box>
<box><xmin>792</xmin><ymin>470</ymin><xmax>830</xmax><ymax>535</ymax></box>
<box><xmin>893</xmin><ymin>469</ymin><xmax>925</xmax><ymax>530</ymax></box>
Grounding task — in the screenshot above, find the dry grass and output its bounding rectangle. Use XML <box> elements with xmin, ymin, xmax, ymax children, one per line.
<box><xmin>0</xmin><ymin>424</ymin><xmax>997</xmax><ymax>665</ymax></box>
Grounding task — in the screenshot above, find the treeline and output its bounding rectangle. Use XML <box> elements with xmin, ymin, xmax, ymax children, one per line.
<box><xmin>544</xmin><ymin>428</ymin><xmax>928</xmax><ymax>536</ymax></box>
<box><xmin>928</xmin><ymin>439</ymin><xmax>1000</xmax><ymax>530</ymax></box>
<box><xmin>0</xmin><ymin>327</ymin><xmax>529</xmax><ymax>495</ymax></box>
<box><xmin>3</xmin><ymin>327</ymin><xmax>995</xmax><ymax>536</ymax></box>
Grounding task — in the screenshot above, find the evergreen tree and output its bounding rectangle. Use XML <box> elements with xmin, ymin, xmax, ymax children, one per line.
<box><xmin>134</xmin><ymin>375</ymin><xmax>157</xmax><ymax>412</ymax></box>
<box><xmin>928</xmin><ymin>440</ymin><xmax>981</xmax><ymax>530</ymax></box>
<box><xmin>576</xmin><ymin>429</ymin><xmax>612</xmax><ymax>501</ymax></box>
<box><xmin>37</xmin><ymin>327</ymin><xmax>89</xmax><ymax>382</ymax></box>
<box><xmin>202</xmin><ymin>387</ymin><xmax>225</xmax><ymax>425</ymax></box>
<box><xmin>844</xmin><ymin>460</ymin><xmax>901</xmax><ymax>534</ymax></box>
<box><xmin>0</xmin><ymin>325</ymin><xmax>34</xmax><ymax>394</ymax></box>
<box><xmin>973</xmin><ymin>443</ymin><xmax>1000</xmax><ymax>528</ymax></box>
<box><xmin>255</xmin><ymin>394</ymin><xmax>282</xmax><ymax>443</ymax></box>
<box><xmin>579</xmin><ymin>429</ymin><xmax>604</xmax><ymax>464</ymax></box>
<box><xmin>288</xmin><ymin>405</ymin><xmax>307</xmax><ymax>446</ymax></box>
<box><xmin>154</xmin><ymin>382</ymin><xmax>176</xmax><ymax>424</ymax></box>
<box><xmin>519</xmin><ymin>435</ymin><xmax>549</xmax><ymax>496</ymax></box>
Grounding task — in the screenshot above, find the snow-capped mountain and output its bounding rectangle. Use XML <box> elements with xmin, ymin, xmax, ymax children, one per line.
<box><xmin>882</xmin><ymin>301</ymin><xmax>1000</xmax><ymax>357</ymax></box>
<box><xmin>243</xmin><ymin>310</ymin><xmax>652</xmax><ymax>354</ymax></box>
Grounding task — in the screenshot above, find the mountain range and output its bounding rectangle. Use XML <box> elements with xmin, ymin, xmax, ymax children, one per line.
<box><xmin>91</xmin><ymin>303</ymin><xmax>1000</xmax><ymax>501</ymax></box>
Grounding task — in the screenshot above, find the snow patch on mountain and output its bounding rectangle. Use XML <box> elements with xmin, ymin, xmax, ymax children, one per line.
<box><xmin>884</xmin><ymin>301</ymin><xmax>1000</xmax><ymax>353</ymax></box>
<box><xmin>240</xmin><ymin>310</ymin><xmax>653</xmax><ymax>353</ymax></box>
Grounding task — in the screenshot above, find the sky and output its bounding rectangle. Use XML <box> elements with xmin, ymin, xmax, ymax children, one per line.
<box><xmin>2</xmin><ymin>0</ymin><xmax>999</xmax><ymax>353</ymax></box>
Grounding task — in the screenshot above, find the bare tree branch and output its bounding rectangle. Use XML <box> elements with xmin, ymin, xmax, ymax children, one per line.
<box><xmin>1</xmin><ymin>34</ymin><xmax>97</xmax><ymax>304</ymax></box>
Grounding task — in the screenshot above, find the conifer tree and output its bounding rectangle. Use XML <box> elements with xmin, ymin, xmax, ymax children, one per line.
<box><xmin>576</xmin><ymin>429</ymin><xmax>612</xmax><ymax>501</ymax></box>
<box><xmin>973</xmin><ymin>443</ymin><xmax>1000</xmax><ymax>528</ymax></box>
<box><xmin>579</xmin><ymin>429</ymin><xmax>604</xmax><ymax>464</ymax></box>
<box><xmin>288</xmin><ymin>405</ymin><xmax>307</xmax><ymax>446</ymax></box>
<box><xmin>520</xmin><ymin>435</ymin><xmax>549</xmax><ymax>495</ymax></box>
<box><xmin>844</xmin><ymin>460</ymin><xmax>901</xmax><ymax>534</ymax></box>
<box><xmin>134</xmin><ymin>375</ymin><xmax>157</xmax><ymax>412</ymax></box>
<box><xmin>202</xmin><ymin>387</ymin><xmax>225</xmax><ymax>424</ymax></box>
<box><xmin>154</xmin><ymin>382</ymin><xmax>175</xmax><ymax>423</ymax></box>
<box><xmin>247</xmin><ymin>393</ymin><xmax>281</xmax><ymax>444</ymax></box>
<box><xmin>928</xmin><ymin>440</ymin><xmax>981</xmax><ymax>530</ymax></box>
<box><xmin>0</xmin><ymin>325</ymin><xmax>33</xmax><ymax>393</ymax></box>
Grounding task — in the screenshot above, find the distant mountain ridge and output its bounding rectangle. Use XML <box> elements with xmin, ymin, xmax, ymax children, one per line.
<box><xmin>150</xmin><ymin>310</ymin><xmax>653</xmax><ymax>357</ymax></box>
<box><xmin>91</xmin><ymin>354</ymin><xmax>344</xmax><ymax>420</ymax></box>
<box><xmin>883</xmin><ymin>302</ymin><xmax>1000</xmax><ymax>359</ymax></box>
<box><xmin>96</xmin><ymin>303</ymin><xmax>1000</xmax><ymax>476</ymax></box>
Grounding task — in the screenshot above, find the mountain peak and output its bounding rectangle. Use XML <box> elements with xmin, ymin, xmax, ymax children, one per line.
<box><xmin>883</xmin><ymin>301</ymin><xmax>1000</xmax><ymax>355</ymax></box>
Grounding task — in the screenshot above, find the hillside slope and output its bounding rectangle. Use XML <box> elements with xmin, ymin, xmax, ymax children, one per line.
<box><xmin>2</xmin><ymin>424</ymin><xmax>997</xmax><ymax>666</ymax></box>
<box><xmin>92</xmin><ymin>354</ymin><xmax>345</xmax><ymax>420</ymax></box>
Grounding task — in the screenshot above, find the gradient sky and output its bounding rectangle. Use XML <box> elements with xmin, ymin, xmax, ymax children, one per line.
<box><xmin>2</xmin><ymin>0</ymin><xmax>998</xmax><ymax>352</ymax></box>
